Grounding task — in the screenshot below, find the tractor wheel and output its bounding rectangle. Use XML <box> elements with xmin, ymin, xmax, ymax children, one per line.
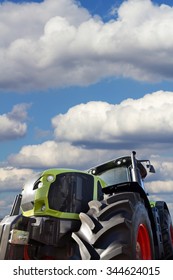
<box><xmin>72</xmin><ymin>192</ymin><xmax>155</xmax><ymax>260</ymax></box>
<box><xmin>156</xmin><ymin>204</ymin><xmax>173</xmax><ymax>259</ymax></box>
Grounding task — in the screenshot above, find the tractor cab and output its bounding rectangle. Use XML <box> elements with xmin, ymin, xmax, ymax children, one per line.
<box><xmin>88</xmin><ymin>151</ymin><xmax>155</xmax><ymax>191</ymax></box>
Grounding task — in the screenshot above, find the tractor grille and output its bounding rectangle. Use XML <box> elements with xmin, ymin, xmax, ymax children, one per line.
<box><xmin>48</xmin><ymin>172</ymin><xmax>94</xmax><ymax>214</ymax></box>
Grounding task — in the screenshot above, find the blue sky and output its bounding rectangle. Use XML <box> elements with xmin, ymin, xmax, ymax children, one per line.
<box><xmin>1</xmin><ymin>0</ymin><xmax>173</xmax><ymax>218</ymax></box>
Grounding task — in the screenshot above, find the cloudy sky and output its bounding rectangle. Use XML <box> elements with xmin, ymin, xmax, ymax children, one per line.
<box><xmin>1</xmin><ymin>0</ymin><xmax>173</xmax><ymax>219</ymax></box>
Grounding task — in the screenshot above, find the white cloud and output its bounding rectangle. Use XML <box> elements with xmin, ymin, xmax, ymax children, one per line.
<box><xmin>52</xmin><ymin>90</ymin><xmax>173</xmax><ymax>147</ymax></box>
<box><xmin>0</xmin><ymin>0</ymin><xmax>90</xmax><ymax>47</ymax></box>
<box><xmin>0</xmin><ymin>104</ymin><xmax>30</xmax><ymax>141</ymax></box>
<box><xmin>0</xmin><ymin>167</ymin><xmax>36</xmax><ymax>192</ymax></box>
<box><xmin>7</xmin><ymin>103</ymin><xmax>31</xmax><ymax>121</ymax></box>
<box><xmin>52</xmin><ymin>101</ymin><xmax>114</xmax><ymax>143</ymax></box>
<box><xmin>0</xmin><ymin>115</ymin><xmax>26</xmax><ymax>140</ymax></box>
<box><xmin>8</xmin><ymin>140</ymin><xmax>113</xmax><ymax>169</ymax></box>
<box><xmin>7</xmin><ymin>90</ymin><xmax>173</xmax><ymax>170</ymax></box>
<box><xmin>1</xmin><ymin>0</ymin><xmax>173</xmax><ymax>91</ymax></box>
<box><xmin>146</xmin><ymin>180</ymin><xmax>173</xmax><ymax>194</ymax></box>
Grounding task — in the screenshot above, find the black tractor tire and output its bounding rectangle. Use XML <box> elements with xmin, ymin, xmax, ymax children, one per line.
<box><xmin>72</xmin><ymin>192</ymin><xmax>155</xmax><ymax>260</ymax></box>
<box><xmin>156</xmin><ymin>203</ymin><xmax>173</xmax><ymax>259</ymax></box>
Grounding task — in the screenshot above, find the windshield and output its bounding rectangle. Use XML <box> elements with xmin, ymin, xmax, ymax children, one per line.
<box><xmin>98</xmin><ymin>166</ymin><xmax>130</xmax><ymax>186</ymax></box>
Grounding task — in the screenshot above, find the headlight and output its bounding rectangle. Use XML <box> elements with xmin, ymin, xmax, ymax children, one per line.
<box><xmin>47</xmin><ymin>175</ymin><xmax>54</xmax><ymax>182</ymax></box>
<box><xmin>38</xmin><ymin>182</ymin><xmax>43</xmax><ymax>188</ymax></box>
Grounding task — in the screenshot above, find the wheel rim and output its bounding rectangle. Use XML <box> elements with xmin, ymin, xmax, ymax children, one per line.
<box><xmin>136</xmin><ymin>224</ymin><xmax>152</xmax><ymax>260</ymax></box>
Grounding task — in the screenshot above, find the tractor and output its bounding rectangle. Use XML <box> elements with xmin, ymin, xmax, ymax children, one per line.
<box><xmin>0</xmin><ymin>151</ymin><xmax>173</xmax><ymax>259</ymax></box>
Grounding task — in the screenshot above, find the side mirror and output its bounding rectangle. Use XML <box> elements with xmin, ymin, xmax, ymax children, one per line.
<box><xmin>146</xmin><ymin>164</ymin><xmax>155</xmax><ymax>173</ymax></box>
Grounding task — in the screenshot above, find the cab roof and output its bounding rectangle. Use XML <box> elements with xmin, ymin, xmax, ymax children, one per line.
<box><xmin>88</xmin><ymin>156</ymin><xmax>147</xmax><ymax>179</ymax></box>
